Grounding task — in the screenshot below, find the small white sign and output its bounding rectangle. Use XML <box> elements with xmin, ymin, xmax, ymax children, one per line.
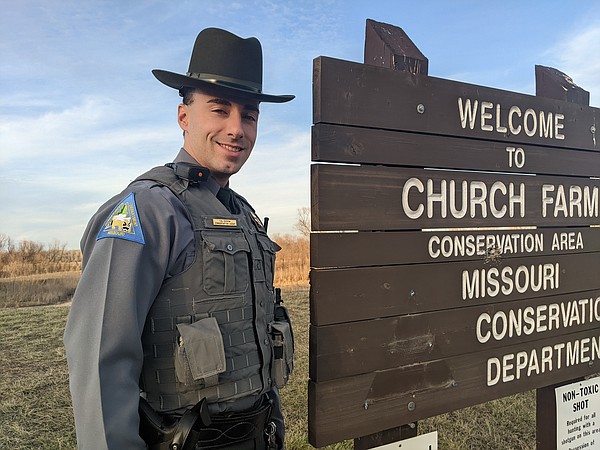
<box><xmin>556</xmin><ymin>377</ymin><xmax>600</xmax><ymax>450</ymax></box>
<box><xmin>369</xmin><ymin>431</ymin><xmax>438</xmax><ymax>450</ymax></box>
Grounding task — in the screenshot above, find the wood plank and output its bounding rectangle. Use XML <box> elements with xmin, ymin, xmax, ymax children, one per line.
<box><xmin>310</xmin><ymin>252</ymin><xmax>600</xmax><ymax>325</ymax></box>
<box><xmin>311</xmin><ymin>227</ymin><xmax>600</xmax><ymax>268</ymax></box>
<box><xmin>308</xmin><ymin>328</ymin><xmax>600</xmax><ymax>447</ymax></box>
<box><xmin>311</xmin><ymin>164</ymin><xmax>600</xmax><ymax>231</ymax></box>
<box><xmin>310</xmin><ymin>289</ymin><xmax>600</xmax><ymax>381</ymax></box>
<box><xmin>312</xmin><ymin>123</ymin><xmax>600</xmax><ymax>177</ymax></box>
<box><xmin>313</xmin><ymin>57</ymin><xmax>600</xmax><ymax>151</ymax></box>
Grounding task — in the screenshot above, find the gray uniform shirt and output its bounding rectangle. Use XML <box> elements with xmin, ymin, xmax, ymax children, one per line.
<box><xmin>64</xmin><ymin>149</ymin><xmax>283</xmax><ymax>449</ymax></box>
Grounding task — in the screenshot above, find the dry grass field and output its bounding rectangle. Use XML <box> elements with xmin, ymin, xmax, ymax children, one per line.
<box><xmin>0</xmin><ymin>233</ymin><xmax>305</xmax><ymax>308</ymax></box>
<box><xmin>0</xmin><ymin>235</ymin><xmax>540</xmax><ymax>449</ymax></box>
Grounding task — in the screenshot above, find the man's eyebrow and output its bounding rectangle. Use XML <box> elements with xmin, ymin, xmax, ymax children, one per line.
<box><xmin>207</xmin><ymin>98</ymin><xmax>259</xmax><ymax>113</ymax></box>
<box><xmin>207</xmin><ymin>98</ymin><xmax>231</xmax><ymax>106</ymax></box>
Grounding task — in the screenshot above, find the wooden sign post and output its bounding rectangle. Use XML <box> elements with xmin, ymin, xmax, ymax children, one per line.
<box><xmin>309</xmin><ymin>19</ymin><xmax>600</xmax><ymax>449</ymax></box>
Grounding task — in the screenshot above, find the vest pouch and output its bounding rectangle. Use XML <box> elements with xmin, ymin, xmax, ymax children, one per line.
<box><xmin>175</xmin><ymin>317</ymin><xmax>226</xmax><ymax>386</ymax></box>
<box><xmin>256</xmin><ymin>234</ymin><xmax>281</xmax><ymax>289</ymax></box>
<box><xmin>270</xmin><ymin>307</ymin><xmax>294</xmax><ymax>388</ymax></box>
<box><xmin>201</xmin><ymin>231</ymin><xmax>250</xmax><ymax>295</ymax></box>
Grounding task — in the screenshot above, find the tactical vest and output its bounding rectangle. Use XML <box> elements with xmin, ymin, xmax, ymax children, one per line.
<box><xmin>136</xmin><ymin>166</ymin><xmax>282</xmax><ymax>414</ymax></box>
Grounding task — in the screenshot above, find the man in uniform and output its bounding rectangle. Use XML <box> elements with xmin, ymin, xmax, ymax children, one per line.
<box><xmin>64</xmin><ymin>27</ymin><xmax>294</xmax><ymax>450</ymax></box>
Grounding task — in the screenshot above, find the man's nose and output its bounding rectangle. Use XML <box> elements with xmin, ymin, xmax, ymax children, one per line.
<box><xmin>226</xmin><ymin>112</ymin><xmax>244</xmax><ymax>139</ymax></box>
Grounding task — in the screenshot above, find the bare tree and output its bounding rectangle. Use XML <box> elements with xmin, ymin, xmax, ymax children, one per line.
<box><xmin>0</xmin><ymin>233</ymin><xmax>14</xmax><ymax>253</ymax></box>
<box><xmin>46</xmin><ymin>240</ymin><xmax>67</xmax><ymax>263</ymax></box>
<box><xmin>18</xmin><ymin>240</ymin><xmax>44</xmax><ymax>268</ymax></box>
<box><xmin>294</xmin><ymin>207</ymin><xmax>311</xmax><ymax>237</ymax></box>
<box><xmin>0</xmin><ymin>233</ymin><xmax>13</xmax><ymax>266</ymax></box>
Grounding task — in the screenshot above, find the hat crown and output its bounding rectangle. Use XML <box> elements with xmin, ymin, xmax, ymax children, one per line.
<box><xmin>187</xmin><ymin>28</ymin><xmax>263</xmax><ymax>92</ymax></box>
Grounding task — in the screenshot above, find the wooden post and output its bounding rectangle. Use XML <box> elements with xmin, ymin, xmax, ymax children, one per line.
<box><xmin>535</xmin><ymin>65</ymin><xmax>589</xmax><ymax>450</ymax></box>
<box><xmin>535</xmin><ymin>65</ymin><xmax>590</xmax><ymax>105</ymax></box>
<box><xmin>351</xmin><ymin>19</ymin><xmax>427</xmax><ymax>450</ymax></box>
<box><xmin>364</xmin><ymin>19</ymin><xmax>428</xmax><ymax>75</ymax></box>
<box><xmin>354</xmin><ymin>424</ymin><xmax>418</xmax><ymax>450</ymax></box>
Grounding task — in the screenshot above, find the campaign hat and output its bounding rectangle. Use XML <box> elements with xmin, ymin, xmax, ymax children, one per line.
<box><xmin>153</xmin><ymin>27</ymin><xmax>294</xmax><ymax>103</ymax></box>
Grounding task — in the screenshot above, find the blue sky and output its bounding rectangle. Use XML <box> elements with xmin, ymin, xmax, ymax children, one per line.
<box><xmin>1</xmin><ymin>0</ymin><xmax>599</xmax><ymax>249</ymax></box>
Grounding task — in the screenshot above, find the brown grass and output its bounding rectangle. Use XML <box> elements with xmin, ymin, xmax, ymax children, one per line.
<box><xmin>273</xmin><ymin>234</ymin><xmax>310</xmax><ymax>286</ymax></box>
<box><xmin>0</xmin><ymin>305</ymin><xmax>76</xmax><ymax>449</ymax></box>
<box><xmin>0</xmin><ymin>235</ymin><xmax>310</xmax><ymax>309</ymax></box>
<box><xmin>0</xmin><ymin>272</ymin><xmax>80</xmax><ymax>309</ymax></box>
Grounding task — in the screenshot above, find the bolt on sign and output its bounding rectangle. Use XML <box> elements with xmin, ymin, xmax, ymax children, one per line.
<box><xmin>308</xmin><ymin>19</ymin><xmax>600</xmax><ymax>448</ymax></box>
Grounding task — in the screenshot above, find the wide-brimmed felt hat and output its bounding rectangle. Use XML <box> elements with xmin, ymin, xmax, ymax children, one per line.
<box><xmin>153</xmin><ymin>28</ymin><xmax>294</xmax><ymax>103</ymax></box>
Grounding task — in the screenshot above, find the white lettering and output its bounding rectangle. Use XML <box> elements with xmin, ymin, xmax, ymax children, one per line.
<box><xmin>552</xmin><ymin>232</ymin><xmax>585</xmax><ymax>251</ymax></box>
<box><xmin>487</xmin><ymin>335</ymin><xmax>600</xmax><ymax>385</ymax></box>
<box><xmin>490</xmin><ymin>182</ymin><xmax>507</xmax><ymax>218</ymax></box>
<box><xmin>555</xmin><ymin>113</ymin><xmax>565</xmax><ymax>139</ymax></box>
<box><xmin>509</xmin><ymin>106</ymin><xmax>522</xmax><ymax>135</ymax></box>
<box><xmin>481</xmin><ymin>101</ymin><xmax>494</xmax><ymax>131</ymax></box>
<box><xmin>541</xmin><ymin>184</ymin><xmax>599</xmax><ymax>218</ymax></box>
<box><xmin>523</xmin><ymin>108</ymin><xmax>537</xmax><ymax>137</ymax></box>
<box><xmin>402</xmin><ymin>178</ymin><xmax>424</xmax><ymax>219</ymax></box>
<box><xmin>458</xmin><ymin>97</ymin><xmax>478</xmax><ymax>130</ymax></box>
<box><xmin>457</xmin><ymin>97</ymin><xmax>567</xmax><ymax>141</ymax></box>
<box><xmin>427</xmin><ymin>179</ymin><xmax>447</xmax><ymax>218</ymax></box>
<box><xmin>477</xmin><ymin>297</ymin><xmax>600</xmax><ymax>344</ymax></box>
<box><xmin>463</xmin><ymin>263</ymin><xmax>559</xmax><ymax>300</ymax></box>
<box><xmin>487</xmin><ymin>358</ymin><xmax>500</xmax><ymax>386</ymax></box>
<box><xmin>477</xmin><ymin>313</ymin><xmax>491</xmax><ymax>343</ymax></box>
<box><xmin>403</xmin><ymin>178</ymin><xmax>529</xmax><ymax>220</ymax></box>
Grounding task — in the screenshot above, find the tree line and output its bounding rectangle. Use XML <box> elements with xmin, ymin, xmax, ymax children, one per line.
<box><xmin>0</xmin><ymin>208</ymin><xmax>311</xmax><ymax>281</ymax></box>
<box><xmin>0</xmin><ymin>233</ymin><xmax>81</xmax><ymax>278</ymax></box>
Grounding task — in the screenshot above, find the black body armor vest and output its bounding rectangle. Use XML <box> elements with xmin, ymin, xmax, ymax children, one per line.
<box><xmin>136</xmin><ymin>166</ymin><xmax>283</xmax><ymax>413</ymax></box>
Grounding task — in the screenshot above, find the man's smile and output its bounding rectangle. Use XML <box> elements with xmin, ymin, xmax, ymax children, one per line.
<box><xmin>219</xmin><ymin>142</ymin><xmax>244</xmax><ymax>153</ymax></box>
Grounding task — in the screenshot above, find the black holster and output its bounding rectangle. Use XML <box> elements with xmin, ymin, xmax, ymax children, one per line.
<box><xmin>139</xmin><ymin>396</ymin><xmax>211</xmax><ymax>450</ymax></box>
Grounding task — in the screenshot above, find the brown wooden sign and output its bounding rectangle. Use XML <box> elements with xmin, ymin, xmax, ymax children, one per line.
<box><xmin>309</xmin><ymin>327</ymin><xmax>600</xmax><ymax>447</ymax></box>
<box><xmin>311</xmin><ymin>252</ymin><xmax>600</xmax><ymax>326</ymax></box>
<box><xmin>308</xmin><ymin>19</ymin><xmax>600</xmax><ymax>448</ymax></box>
<box><xmin>313</xmin><ymin>123</ymin><xmax>600</xmax><ymax>177</ymax></box>
<box><xmin>314</xmin><ymin>56</ymin><xmax>599</xmax><ymax>151</ymax></box>
<box><xmin>312</xmin><ymin>164</ymin><xmax>600</xmax><ymax>231</ymax></box>
<box><xmin>311</xmin><ymin>289</ymin><xmax>600</xmax><ymax>381</ymax></box>
<box><xmin>311</xmin><ymin>227</ymin><xmax>600</xmax><ymax>268</ymax></box>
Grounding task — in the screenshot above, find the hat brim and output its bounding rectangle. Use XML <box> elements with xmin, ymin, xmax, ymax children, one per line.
<box><xmin>152</xmin><ymin>69</ymin><xmax>294</xmax><ymax>103</ymax></box>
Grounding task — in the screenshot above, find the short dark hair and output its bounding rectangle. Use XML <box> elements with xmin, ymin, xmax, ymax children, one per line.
<box><xmin>179</xmin><ymin>87</ymin><xmax>203</xmax><ymax>105</ymax></box>
<box><xmin>179</xmin><ymin>88</ymin><xmax>205</xmax><ymax>137</ymax></box>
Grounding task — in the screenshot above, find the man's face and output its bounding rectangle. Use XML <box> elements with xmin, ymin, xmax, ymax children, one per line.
<box><xmin>178</xmin><ymin>89</ymin><xmax>259</xmax><ymax>186</ymax></box>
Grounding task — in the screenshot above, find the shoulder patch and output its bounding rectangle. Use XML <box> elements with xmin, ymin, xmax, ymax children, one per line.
<box><xmin>97</xmin><ymin>192</ymin><xmax>145</xmax><ymax>244</ymax></box>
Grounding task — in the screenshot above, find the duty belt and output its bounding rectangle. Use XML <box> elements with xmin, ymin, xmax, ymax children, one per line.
<box><xmin>139</xmin><ymin>396</ymin><xmax>277</xmax><ymax>450</ymax></box>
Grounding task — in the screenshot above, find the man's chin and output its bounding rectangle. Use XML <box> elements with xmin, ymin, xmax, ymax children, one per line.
<box><xmin>210</xmin><ymin>167</ymin><xmax>241</xmax><ymax>185</ymax></box>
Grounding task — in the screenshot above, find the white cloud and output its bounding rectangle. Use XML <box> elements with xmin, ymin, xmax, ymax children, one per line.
<box><xmin>0</xmin><ymin>96</ymin><xmax>177</xmax><ymax>164</ymax></box>
<box><xmin>0</xmin><ymin>95</ymin><xmax>182</xmax><ymax>248</ymax></box>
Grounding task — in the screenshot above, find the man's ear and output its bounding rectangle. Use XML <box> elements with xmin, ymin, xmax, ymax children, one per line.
<box><xmin>177</xmin><ymin>103</ymin><xmax>189</xmax><ymax>133</ymax></box>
